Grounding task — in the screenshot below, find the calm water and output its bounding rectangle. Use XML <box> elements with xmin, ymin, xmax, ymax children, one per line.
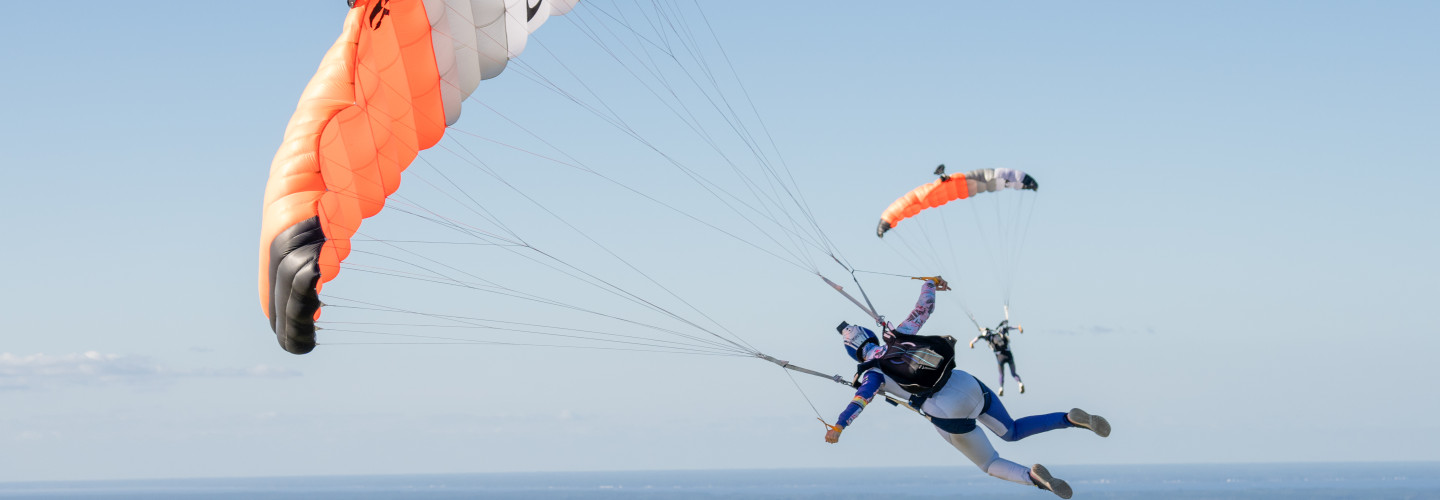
<box><xmin>1</xmin><ymin>463</ymin><xmax>1436</xmax><ymax>499</ymax></box>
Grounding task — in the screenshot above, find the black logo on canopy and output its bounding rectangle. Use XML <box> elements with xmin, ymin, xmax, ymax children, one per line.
<box><xmin>369</xmin><ymin>0</ymin><xmax>392</xmax><ymax>30</ymax></box>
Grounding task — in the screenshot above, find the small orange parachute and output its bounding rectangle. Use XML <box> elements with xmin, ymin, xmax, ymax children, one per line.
<box><xmin>258</xmin><ymin>0</ymin><xmax>578</xmax><ymax>354</ymax></box>
<box><xmin>876</xmin><ymin>166</ymin><xmax>1038</xmax><ymax>237</ymax></box>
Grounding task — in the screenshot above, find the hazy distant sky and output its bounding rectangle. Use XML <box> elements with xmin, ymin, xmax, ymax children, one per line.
<box><xmin>1</xmin><ymin>1</ymin><xmax>1436</xmax><ymax>482</ymax></box>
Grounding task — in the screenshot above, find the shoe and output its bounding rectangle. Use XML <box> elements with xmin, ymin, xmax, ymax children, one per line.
<box><xmin>1019</xmin><ymin>382</ymin><xmax>1025</xmax><ymax>394</ymax></box>
<box><xmin>1067</xmin><ymin>408</ymin><xmax>1111</xmax><ymax>438</ymax></box>
<box><xmin>997</xmin><ymin>386</ymin><xmax>1004</xmax><ymax>396</ymax></box>
<box><xmin>1030</xmin><ymin>464</ymin><xmax>1072</xmax><ymax>499</ymax></box>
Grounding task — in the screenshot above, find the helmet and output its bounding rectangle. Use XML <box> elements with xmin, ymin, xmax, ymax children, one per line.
<box><xmin>837</xmin><ymin>321</ymin><xmax>881</xmax><ymax>362</ymax></box>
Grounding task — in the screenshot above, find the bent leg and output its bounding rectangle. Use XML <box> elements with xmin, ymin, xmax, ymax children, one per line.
<box><xmin>935</xmin><ymin>426</ymin><xmax>1033</xmax><ymax>486</ymax></box>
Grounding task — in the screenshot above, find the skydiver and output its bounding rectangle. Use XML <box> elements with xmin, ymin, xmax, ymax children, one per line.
<box><xmin>824</xmin><ymin>277</ymin><xmax>1110</xmax><ymax>499</ymax></box>
<box><xmin>970</xmin><ymin>320</ymin><xmax>1024</xmax><ymax>395</ymax></box>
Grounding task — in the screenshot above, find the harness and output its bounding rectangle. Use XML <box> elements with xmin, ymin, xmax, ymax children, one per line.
<box><xmin>853</xmin><ymin>332</ymin><xmax>974</xmax><ymax>432</ymax></box>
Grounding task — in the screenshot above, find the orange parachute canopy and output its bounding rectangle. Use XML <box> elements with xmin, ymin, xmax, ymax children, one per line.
<box><xmin>258</xmin><ymin>0</ymin><xmax>577</xmax><ymax>354</ymax></box>
<box><xmin>876</xmin><ymin>166</ymin><xmax>1038</xmax><ymax>237</ymax></box>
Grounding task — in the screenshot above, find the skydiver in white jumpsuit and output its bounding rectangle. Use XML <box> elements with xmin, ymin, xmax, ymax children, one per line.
<box><xmin>824</xmin><ymin>278</ymin><xmax>1110</xmax><ymax>499</ymax></box>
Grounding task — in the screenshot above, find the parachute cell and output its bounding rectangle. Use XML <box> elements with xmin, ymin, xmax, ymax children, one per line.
<box><xmin>258</xmin><ymin>0</ymin><xmax>576</xmax><ymax>354</ymax></box>
<box><xmin>876</xmin><ymin>168</ymin><xmax>1038</xmax><ymax>237</ymax></box>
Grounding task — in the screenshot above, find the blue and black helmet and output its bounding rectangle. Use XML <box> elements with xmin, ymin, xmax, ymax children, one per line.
<box><xmin>837</xmin><ymin>321</ymin><xmax>879</xmax><ymax>362</ymax></box>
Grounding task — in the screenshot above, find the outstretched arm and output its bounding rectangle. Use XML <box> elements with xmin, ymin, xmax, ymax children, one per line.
<box><xmin>827</xmin><ymin>370</ymin><xmax>884</xmax><ymax>442</ymax></box>
<box><xmin>969</xmin><ymin>332</ymin><xmax>989</xmax><ymax>349</ymax></box>
<box><xmin>892</xmin><ymin>281</ymin><xmax>938</xmax><ymax>336</ymax></box>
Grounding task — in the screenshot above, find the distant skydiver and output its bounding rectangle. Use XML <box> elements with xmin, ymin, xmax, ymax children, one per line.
<box><xmin>825</xmin><ymin>278</ymin><xmax>1110</xmax><ymax>499</ymax></box>
<box><xmin>970</xmin><ymin>320</ymin><xmax>1024</xmax><ymax>395</ymax></box>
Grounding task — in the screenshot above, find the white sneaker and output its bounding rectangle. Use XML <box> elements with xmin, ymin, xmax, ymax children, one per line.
<box><xmin>1067</xmin><ymin>408</ymin><xmax>1111</xmax><ymax>438</ymax></box>
<box><xmin>1030</xmin><ymin>464</ymin><xmax>1072</xmax><ymax>499</ymax></box>
<box><xmin>997</xmin><ymin>386</ymin><xmax>1004</xmax><ymax>396</ymax></box>
<box><xmin>1019</xmin><ymin>382</ymin><xmax>1025</xmax><ymax>394</ymax></box>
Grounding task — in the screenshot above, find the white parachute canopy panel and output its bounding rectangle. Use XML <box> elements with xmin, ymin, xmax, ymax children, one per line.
<box><xmin>423</xmin><ymin>0</ymin><xmax>577</xmax><ymax>125</ymax></box>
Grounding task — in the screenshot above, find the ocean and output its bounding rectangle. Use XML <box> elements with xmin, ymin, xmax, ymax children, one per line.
<box><xmin>1</xmin><ymin>463</ymin><xmax>1436</xmax><ymax>499</ymax></box>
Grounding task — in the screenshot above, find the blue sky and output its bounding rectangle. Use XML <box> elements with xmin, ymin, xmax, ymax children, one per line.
<box><xmin>1</xmin><ymin>1</ymin><xmax>1436</xmax><ymax>482</ymax></box>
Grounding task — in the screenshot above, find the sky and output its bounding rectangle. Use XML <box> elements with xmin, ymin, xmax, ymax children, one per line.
<box><xmin>1</xmin><ymin>0</ymin><xmax>1437</xmax><ymax>483</ymax></box>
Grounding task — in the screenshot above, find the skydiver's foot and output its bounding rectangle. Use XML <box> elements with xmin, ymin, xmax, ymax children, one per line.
<box><xmin>1067</xmin><ymin>408</ymin><xmax>1111</xmax><ymax>438</ymax></box>
<box><xmin>1029</xmin><ymin>464</ymin><xmax>1072</xmax><ymax>499</ymax></box>
<box><xmin>1019</xmin><ymin>382</ymin><xmax>1025</xmax><ymax>394</ymax></box>
<box><xmin>998</xmin><ymin>386</ymin><xmax>1004</xmax><ymax>396</ymax></box>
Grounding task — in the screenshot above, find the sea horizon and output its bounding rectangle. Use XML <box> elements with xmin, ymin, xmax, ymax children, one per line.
<box><xmin>2</xmin><ymin>461</ymin><xmax>1436</xmax><ymax>499</ymax></box>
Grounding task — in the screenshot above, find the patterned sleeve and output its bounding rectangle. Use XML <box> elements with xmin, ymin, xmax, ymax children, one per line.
<box><xmin>892</xmin><ymin>281</ymin><xmax>937</xmax><ymax>336</ymax></box>
<box><xmin>835</xmin><ymin>370</ymin><xmax>884</xmax><ymax>429</ymax></box>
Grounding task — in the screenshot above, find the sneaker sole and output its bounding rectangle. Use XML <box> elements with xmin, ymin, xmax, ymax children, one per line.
<box><xmin>1068</xmin><ymin>408</ymin><xmax>1111</xmax><ymax>438</ymax></box>
<box><xmin>1031</xmin><ymin>464</ymin><xmax>1073</xmax><ymax>499</ymax></box>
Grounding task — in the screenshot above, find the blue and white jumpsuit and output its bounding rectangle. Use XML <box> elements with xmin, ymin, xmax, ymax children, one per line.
<box><xmin>833</xmin><ymin>282</ymin><xmax>1074</xmax><ymax>485</ymax></box>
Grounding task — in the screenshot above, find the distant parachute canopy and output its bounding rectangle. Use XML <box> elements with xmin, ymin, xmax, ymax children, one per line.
<box><xmin>258</xmin><ymin>0</ymin><xmax>578</xmax><ymax>355</ymax></box>
<box><xmin>876</xmin><ymin>167</ymin><xmax>1038</xmax><ymax>238</ymax></box>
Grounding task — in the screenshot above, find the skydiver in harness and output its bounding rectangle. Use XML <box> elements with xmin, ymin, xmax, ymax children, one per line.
<box><xmin>970</xmin><ymin>320</ymin><xmax>1024</xmax><ymax>395</ymax></box>
<box><xmin>823</xmin><ymin>277</ymin><xmax>1110</xmax><ymax>499</ymax></box>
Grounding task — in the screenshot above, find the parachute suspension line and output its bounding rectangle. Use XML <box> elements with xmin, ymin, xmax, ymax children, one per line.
<box><xmin>879</xmin><ymin>235</ymin><xmax>928</xmax><ymax>279</ymax></box>
<box><xmin>1006</xmin><ymin>192</ymin><xmax>1040</xmax><ymax>310</ymax></box>
<box><xmin>529</xmin><ymin>244</ymin><xmax>763</xmax><ymax>355</ymax></box>
<box><xmin>319</xmin><ymin>296</ymin><xmax>751</xmax><ymax>355</ymax></box>
<box><xmin>757</xmin><ymin>353</ymin><xmax>851</xmax><ymax>432</ymax></box>
<box><xmin>756</xmin><ymin>354</ymin><xmax>850</xmax><ymax>386</ymax></box>
<box><xmin>313</xmin><ymin>181</ymin><xmax>523</xmax><ymax>247</ymax></box>
<box><xmin>320</xmin><ymin>330</ymin><xmax>748</xmax><ymax>356</ymax></box>
<box><xmin>492</xmin><ymin>72</ymin><xmax>824</xmax><ymax>277</ymax></box>
<box><xmin>689</xmin><ymin>0</ymin><xmax>809</xmax><ymax>226</ymax></box>
<box><xmin>449</xmin><ymin>104</ymin><xmax>816</xmax><ymax>274</ymax></box>
<box><xmin>966</xmin><ymin>195</ymin><xmax>1003</xmax><ymax>311</ymax></box>
<box><xmin>891</xmin><ymin>227</ymin><xmax>942</xmax><ymax>276</ymax></box>
<box><xmin>344</xmin><ymin>239</ymin><xmax>521</xmax><ymax>247</ymax></box>
<box><xmin>849</xmin><ymin>269</ymin><xmax>884</xmax><ymax>329</ymax></box>
<box><xmin>936</xmin><ymin>207</ymin><xmax>983</xmax><ymax>331</ymax></box>
<box><xmin>778</xmin><ymin>362</ymin><xmax>828</xmax><ymax>425</ymax></box>
<box><xmin>319</xmin><ymin>321</ymin><xmax>740</xmax><ymax>356</ymax></box>
<box><xmin>534</xmin><ymin>5</ymin><xmax>833</xmax><ymax>270</ymax></box>
<box><xmin>343</xmin><ymin>247</ymin><xmax>517</xmax><ymax>296</ymax></box>
<box><xmin>852</xmin><ymin>266</ymin><xmax>983</xmax><ymax>333</ymax></box>
<box><xmin>915</xmin><ymin>214</ymin><xmax>950</xmax><ymax>280</ymax></box>
<box><xmin>820</xmin><ymin>274</ymin><xmax>882</xmax><ymax>326</ymax></box>
<box><xmin>756</xmin><ymin>354</ymin><xmax>922</xmax><ymax>417</ymax></box>
<box><xmin>577</xmin><ymin>2</ymin><xmax>832</xmax><ymax>268</ymax></box>
<box><xmin>424</xmin><ymin>140</ymin><xmax>765</xmax><ymax>356</ymax></box>
<box><xmin>324</xmin><ymin>291</ymin><xmax>745</xmax><ymax>354</ymax></box>
<box><xmin>334</xmin><ymin>247</ymin><xmax>747</xmax><ymax>353</ymax></box>
<box><xmin>455</xmin><ymin>44</ymin><xmax>828</xmax><ymax>270</ymax></box>
<box><xmin>438</xmin><ymin>109</ymin><xmax>814</xmax><ymax>273</ymax></box>
<box><xmin>640</xmin><ymin>0</ymin><xmax>837</xmax><ymax>264</ymax></box>
<box><xmin>414</xmin><ymin>156</ymin><xmax>526</xmax><ymax>244</ymax></box>
<box><xmin>880</xmin><ymin>223</ymin><xmax>984</xmax><ymax>331</ymax></box>
<box><xmin>345</xmin><ymin>165</ymin><xmax>766</xmax><ymax>355</ymax></box>
<box><xmin>994</xmin><ymin>192</ymin><xmax>1013</xmax><ymax>306</ymax></box>
<box><xmin>959</xmin><ymin>298</ymin><xmax>984</xmax><ymax>332</ymax></box>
